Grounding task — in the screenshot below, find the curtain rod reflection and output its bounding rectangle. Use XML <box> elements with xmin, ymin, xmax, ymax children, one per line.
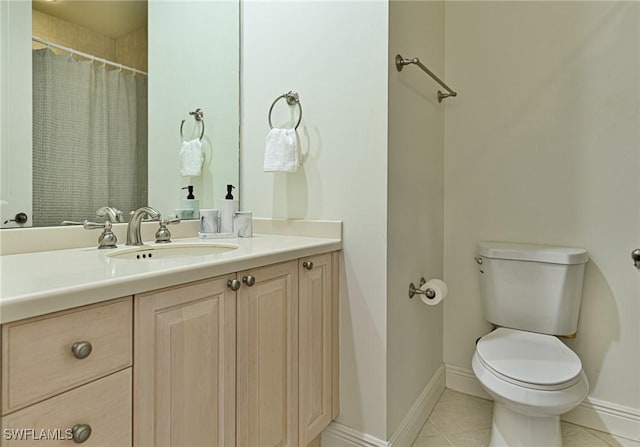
<box><xmin>32</xmin><ymin>36</ymin><xmax>147</xmax><ymax>77</ymax></box>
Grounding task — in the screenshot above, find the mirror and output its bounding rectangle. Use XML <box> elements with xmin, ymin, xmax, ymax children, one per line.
<box><xmin>0</xmin><ymin>0</ymin><xmax>240</xmax><ymax>228</ymax></box>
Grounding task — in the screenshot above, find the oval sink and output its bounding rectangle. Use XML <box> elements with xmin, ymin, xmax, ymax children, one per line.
<box><xmin>107</xmin><ymin>243</ymin><xmax>239</xmax><ymax>260</ymax></box>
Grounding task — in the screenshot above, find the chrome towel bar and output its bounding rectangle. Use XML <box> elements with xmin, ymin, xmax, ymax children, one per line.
<box><xmin>268</xmin><ymin>91</ymin><xmax>302</xmax><ymax>130</ymax></box>
<box><xmin>180</xmin><ymin>108</ymin><xmax>205</xmax><ymax>142</ymax></box>
<box><xmin>395</xmin><ymin>54</ymin><xmax>457</xmax><ymax>103</ymax></box>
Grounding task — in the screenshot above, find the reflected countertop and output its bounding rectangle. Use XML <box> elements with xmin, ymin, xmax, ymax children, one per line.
<box><xmin>0</xmin><ymin>234</ymin><xmax>342</xmax><ymax>324</ymax></box>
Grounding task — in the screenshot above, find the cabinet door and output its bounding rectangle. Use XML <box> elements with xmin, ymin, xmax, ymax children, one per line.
<box><xmin>134</xmin><ymin>276</ymin><xmax>236</xmax><ymax>447</ymax></box>
<box><xmin>236</xmin><ymin>261</ymin><xmax>299</xmax><ymax>447</ymax></box>
<box><xmin>298</xmin><ymin>254</ymin><xmax>332</xmax><ymax>446</ymax></box>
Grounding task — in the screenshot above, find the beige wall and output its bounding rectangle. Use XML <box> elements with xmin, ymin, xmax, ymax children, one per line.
<box><xmin>444</xmin><ymin>1</ymin><xmax>639</xmax><ymax>438</ymax></box>
<box><xmin>387</xmin><ymin>0</ymin><xmax>445</xmax><ymax>436</ymax></box>
<box><xmin>32</xmin><ymin>9</ymin><xmax>147</xmax><ymax>72</ymax></box>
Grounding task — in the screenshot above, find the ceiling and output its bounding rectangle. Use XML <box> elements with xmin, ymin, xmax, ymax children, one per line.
<box><xmin>32</xmin><ymin>0</ymin><xmax>147</xmax><ymax>39</ymax></box>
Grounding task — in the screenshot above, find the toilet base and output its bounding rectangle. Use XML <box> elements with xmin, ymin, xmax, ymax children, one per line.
<box><xmin>489</xmin><ymin>402</ymin><xmax>562</xmax><ymax>447</ymax></box>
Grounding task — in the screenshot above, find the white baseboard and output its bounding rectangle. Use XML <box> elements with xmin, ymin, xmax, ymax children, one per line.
<box><xmin>445</xmin><ymin>363</ymin><xmax>640</xmax><ymax>442</ymax></box>
<box><xmin>387</xmin><ymin>364</ymin><xmax>446</xmax><ymax>447</ymax></box>
<box><xmin>321</xmin><ymin>365</ymin><xmax>445</xmax><ymax>447</ymax></box>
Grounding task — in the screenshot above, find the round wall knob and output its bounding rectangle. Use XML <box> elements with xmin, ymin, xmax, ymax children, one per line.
<box><xmin>71</xmin><ymin>341</ymin><xmax>93</xmax><ymax>359</ymax></box>
<box><xmin>71</xmin><ymin>424</ymin><xmax>92</xmax><ymax>443</ymax></box>
<box><xmin>227</xmin><ymin>278</ymin><xmax>241</xmax><ymax>291</ymax></box>
<box><xmin>302</xmin><ymin>261</ymin><xmax>314</xmax><ymax>270</ymax></box>
<box><xmin>242</xmin><ymin>275</ymin><xmax>256</xmax><ymax>287</ymax></box>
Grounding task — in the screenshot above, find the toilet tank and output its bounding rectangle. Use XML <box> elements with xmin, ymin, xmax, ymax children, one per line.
<box><xmin>477</xmin><ymin>242</ymin><xmax>588</xmax><ymax>336</ymax></box>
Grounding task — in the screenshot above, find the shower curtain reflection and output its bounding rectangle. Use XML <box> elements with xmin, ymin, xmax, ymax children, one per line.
<box><xmin>32</xmin><ymin>48</ymin><xmax>147</xmax><ymax>227</ymax></box>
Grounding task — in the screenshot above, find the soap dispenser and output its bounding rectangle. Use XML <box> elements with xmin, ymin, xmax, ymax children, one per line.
<box><xmin>219</xmin><ymin>184</ymin><xmax>239</xmax><ymax>233</ymax></box>
<box><xmin>176</xmin><ymin>185</ymin><xmax>200</xmax><ymax>219</ymax></box>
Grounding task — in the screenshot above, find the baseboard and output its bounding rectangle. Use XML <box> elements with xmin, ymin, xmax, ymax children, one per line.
<box><xmin>444</xmin><ymin>363</ymin><xmax>490</xmax><ymax>400</ymax></box>
<box><xmin>445</xmin><ymin>363</ymin><xmax>640</xmax><ymax>442</ymax></box>
<box><xmin>321</xmin><ymin>423</ymin><xmax>388</xmax><ymax>447</ymax></box>
<box><xmin>321</xmin><ymin>365</ymin><xmax>445</xmax><ymax>447</ymax></box>
<box><xmin>387</xmin><ymin>364</ymin><xmax>446</xmax><ymax>447</ymax></box>
<box><xmin>563</xmin><ymin>397</ymin><xmax>640</xmax><ymax>442</ymax></box>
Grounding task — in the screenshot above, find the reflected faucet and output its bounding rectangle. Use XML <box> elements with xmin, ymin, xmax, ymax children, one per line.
<box><xmin>97</xmin><ymin>206</ymin><xmax>124</xmax><ymax>223</ymax></box>
<box><xmin>126</xmin><ymin>206</ymin><xmax>161</xmax><ymax>246</ymax></box>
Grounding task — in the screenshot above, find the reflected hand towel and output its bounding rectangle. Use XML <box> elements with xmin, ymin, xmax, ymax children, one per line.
<box><xmin>179</xmin><ymin>138</ymin><xmax>203</xmax><ymax>176</ymax></box>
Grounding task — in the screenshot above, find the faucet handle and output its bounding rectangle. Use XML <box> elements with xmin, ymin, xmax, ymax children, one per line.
<box><xmin>155</xmin><ymin>217</ymin><xmax>181</xmax><ymax>243</ymax></box>
<box><xmin>83</xmin><ymin>220</ymin><xmax>118</xmax><ymax>249</ymax></box>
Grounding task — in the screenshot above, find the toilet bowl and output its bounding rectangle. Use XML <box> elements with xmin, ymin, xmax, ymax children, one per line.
<box><xmin>472</xmin><ymin>328</ymin><xmax>589</xmax><ymax>447</ymax></box>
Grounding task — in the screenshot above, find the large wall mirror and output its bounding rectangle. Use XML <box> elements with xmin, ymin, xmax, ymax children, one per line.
<box><xmin>0</xmin><ymin>0</ymin><xmax>240</xmax><ymax>228</ymax></box>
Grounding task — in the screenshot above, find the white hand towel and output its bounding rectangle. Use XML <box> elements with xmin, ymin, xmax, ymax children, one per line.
<box><xmin>179</xmin><ymin>138</ymin><xmax>203</xmax><ymax>176</ymax></box>
<box><xmin>263</xmin><ymin>128</ymin><xmax>300</xmax><ymax>173</ymax></box>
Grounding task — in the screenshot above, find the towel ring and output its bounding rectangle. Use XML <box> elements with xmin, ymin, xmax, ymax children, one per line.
<box><xmin>180</xmin><ymin>108</ymin><xmax>205</xmax><ymax>142</ymax></box>
<box><xmin>268</xmin><ymin>91</ymin><xmax>302</xmax><ymax>130</ymax></box>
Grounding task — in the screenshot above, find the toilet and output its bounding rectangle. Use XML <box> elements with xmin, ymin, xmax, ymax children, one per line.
<box><xmin>471</xmin><ymin>241</ymin><xmax>589</xmax><ymax>447</ymax></box>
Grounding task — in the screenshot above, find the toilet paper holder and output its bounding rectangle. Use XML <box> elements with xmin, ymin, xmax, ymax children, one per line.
<box><xmin>408</xmin><ymin>277</ymin><xmax>436</xmax><ymax>299</ymax></box>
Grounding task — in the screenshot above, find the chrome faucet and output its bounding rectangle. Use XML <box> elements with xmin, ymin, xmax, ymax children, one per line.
<box><xmin>126</xmin><ymin>206</ymin><xmax>160</xmax><ymax>246</ymax></box>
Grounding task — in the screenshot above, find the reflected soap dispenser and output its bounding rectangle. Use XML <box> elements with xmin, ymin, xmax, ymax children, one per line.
<box><xmin>177</xmin><ymin>185</ymin><xmax>200</xmax><ymax>219</ymax></box>
<box><xmin>219</xmin><ymin>184</ymin><xmax>239</xmax><ymax>234</ymax></box>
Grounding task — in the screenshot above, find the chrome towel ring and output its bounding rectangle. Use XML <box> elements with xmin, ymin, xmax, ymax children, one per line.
<box><xmin>268</xmin><ymin>91</ymin><xmax>302</xmax><ymax>130</ymax></box>
<box><xmin>180</xmin><ymin>108</ymin><xmax>205</xmax><ymax>142</ymax></box>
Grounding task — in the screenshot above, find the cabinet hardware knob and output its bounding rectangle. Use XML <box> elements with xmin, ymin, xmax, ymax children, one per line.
<box><xmin>632</xmin><ymin>249</ymin><xmax>640</xmax><ymax>270</ymax></box>
<box><xmin>302</xmin><ymin>261</ymin><xmax>314</xmax><ymax>270</ymax></box>
<box><xmin>71</xmin><ymin>341</ymin><xmax>92</xmax><ymax>359</ymax></box>
<box><xmin>242</xmin><ymin>275</ymin><xmax>256</xmax><ymax>286</ymax></box>
<box><xmin>71</xmin><ymin>424</ymin><xmax>92</xmax><ymax>443</ymax></box>
<box><xmin>474</xmin><ymin>256</ymin><xmax>483</xmax><ymax>265</ymax></box>
<box><xmin>227</xmin><ymin>278</ymin><xmax>241</xmax><ymax>291</ymax></box>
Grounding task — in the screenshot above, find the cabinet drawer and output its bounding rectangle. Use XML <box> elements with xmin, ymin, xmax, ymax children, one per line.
<box><xmin>2</xmin><ymin>297</ymin><xmax>132</xmax><ymax>414</ymax></box>
<box><xmin>1</xmin><ymin>368</ymin><xmax>132</xmax><ymax>447</ymax></box>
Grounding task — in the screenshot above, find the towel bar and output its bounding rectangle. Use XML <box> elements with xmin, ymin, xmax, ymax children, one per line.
<box><xmin>268</xmin><ymin>91</ymin><xmax>302</xmax><ymax>130</ymax></box>
<box><xmin>395</xmin><ymin>54</ymin><xmax>457</xmax><ymax>103</ymax></box>
<box><xmin>180</xmin><ymin>108</ymin><xmax>205</xmax><ymax>142</ymax></box>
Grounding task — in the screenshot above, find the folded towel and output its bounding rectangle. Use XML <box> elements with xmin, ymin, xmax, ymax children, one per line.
<box><xmin>179</xmin><ymin>138</ymin><xmax>203</xmax><ymax>176</ymax></box>
<box><xmin>263</xmin><ymin>128</ymin><xmax>300</xmax><ymax>173</ymax></box>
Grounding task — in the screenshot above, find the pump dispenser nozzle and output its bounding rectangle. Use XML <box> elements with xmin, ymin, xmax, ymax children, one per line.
<box><xmin>182</xmin><ymin>185</ymin><xmax>195</xmax><ymax>199</ymax></box>
<box><xmin>225</xmin><ymin>184</ymin><xmax>235</xmax><ymax>200</ymax></box>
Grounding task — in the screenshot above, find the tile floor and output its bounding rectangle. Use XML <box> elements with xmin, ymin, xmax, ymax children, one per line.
<box><xmin>412</xmin><ymin>389</ymin><xmax>640</xmax><ymax>447</ymax></box>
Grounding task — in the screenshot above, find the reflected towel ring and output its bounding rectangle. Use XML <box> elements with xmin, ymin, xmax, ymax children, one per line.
<box><xmin>180</xmin><ymin>108</ymin><xmax>205</xmax><ymax>142</ymax></box>
<box><xmin>268</xmin><ymin>91</ymin><xmax>302</xmax><ymax>130</ymax></box>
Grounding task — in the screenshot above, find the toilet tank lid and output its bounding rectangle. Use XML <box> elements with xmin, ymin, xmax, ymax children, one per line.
<box><xmin>478</xmin><ymin>241</ymin><xmax>588</xmax><ymax>265</ymax></box>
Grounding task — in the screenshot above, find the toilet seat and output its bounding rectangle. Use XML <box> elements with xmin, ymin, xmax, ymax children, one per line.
<box><xmin>476</xmin><ymin>328</ymin><xmax>583</xmax><ymax>391</ymax></box>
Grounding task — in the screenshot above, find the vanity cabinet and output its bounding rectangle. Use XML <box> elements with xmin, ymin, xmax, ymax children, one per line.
<box><xmin>298</xmin><ymin>253</ymin><xmax>335</xmax><ymax>447</ymax></box>
<box><xmin>0</xmin><ymin>250</ymin><xmax>339</xmax><ymax>447</ymax></box>
<box><xmin>1</xmin><ymin>298</ymin><xmax>133</xmax><ymax>446</ymax></box>
<box><xmin>135</xmin><ymin>252</ymin><xmax>339</xmax><ymax>447</ymax></box>
<box><xmin>134</xmin><ymin>276</ymin><xmax>236</xmax><ymax>447</ymax></box>
<box><xmin>236</xmin><ymin>260</ymin><xmax>299</xmax><ymax>447</ymax></box>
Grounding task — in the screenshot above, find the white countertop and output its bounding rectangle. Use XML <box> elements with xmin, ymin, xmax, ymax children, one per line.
<box><xmin>0</xmin><ymin>234</ymin><xmax>342</xmax><ymax>324</ymax></box>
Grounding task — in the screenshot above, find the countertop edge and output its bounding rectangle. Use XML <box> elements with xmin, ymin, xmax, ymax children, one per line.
<box><xmin>1</xmin><ymin>237</ymin><xmax>342</xmax><ymax>324</ymax></box>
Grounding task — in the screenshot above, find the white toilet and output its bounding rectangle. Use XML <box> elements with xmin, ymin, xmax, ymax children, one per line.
<box><xmin>472</xmin><ymin>241</ymin><xmax>590</xmax><ymax>447</ymax></box>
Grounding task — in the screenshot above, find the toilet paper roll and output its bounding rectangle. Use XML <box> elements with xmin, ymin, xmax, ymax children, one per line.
<box><xmin>420</xmin><ymin>279</ymin><xmax>448</xmax><ymax>305</ymax></box>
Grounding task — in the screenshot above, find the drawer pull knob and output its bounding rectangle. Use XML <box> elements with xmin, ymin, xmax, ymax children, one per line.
<box><xmin>242</xmin><ymin>275</ymin><xmax>256</xmax><ymax>287</ymax></box>
<box><xmin>302</xmin><ymin>261</ymin><xmax>314</xmax><ymax>270</ymax></box>
<box><xmin>71</xmin><ymin>341</ymin><xmax>93</xmax><ymax>359</ymax></box>
<box><xmin>227</xmin><ymin>278</ymin><xmax>241</xmax><ymax>291</ymax></box>
<box><xmin>71</xmin><ymin>424</ymin><xmax>92</xmax><ymax>443</ymax></box>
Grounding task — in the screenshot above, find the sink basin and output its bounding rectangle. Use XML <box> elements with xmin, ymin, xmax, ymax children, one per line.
<box><xmin>107</xmin><ymin>243</ymin><xmax>239</xmax><ymax>260</ymax></box>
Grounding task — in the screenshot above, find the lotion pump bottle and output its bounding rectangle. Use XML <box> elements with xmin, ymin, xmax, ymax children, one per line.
<box><xmin>178</xmin><ymin>185</ymin><xmax>199</xmax><ymax>219</ymax></box>
<box><xmin>219</xmin><ymin>184</ymin><xmax>239</xmax><ymax>233</ymax></box>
